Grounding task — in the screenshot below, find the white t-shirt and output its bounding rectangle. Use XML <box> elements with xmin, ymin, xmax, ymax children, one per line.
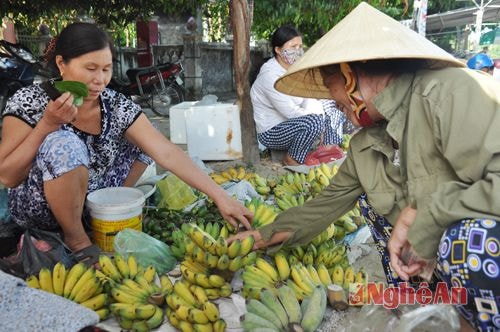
<box><xmin>250</xmin><ymin>57</ymin><xmax>323</xmax><ymax>133</ymax></box>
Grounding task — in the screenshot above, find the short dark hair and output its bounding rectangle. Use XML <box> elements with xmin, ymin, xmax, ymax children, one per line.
<box><xmin>270</xmin><ymin>25</ymin><xmax>301</xmax><ymax>56</ymax></box>
<box><xmin>46</xmin><ymin>22</ymin><xmax>115</xmax><ymax>75</ymax></box>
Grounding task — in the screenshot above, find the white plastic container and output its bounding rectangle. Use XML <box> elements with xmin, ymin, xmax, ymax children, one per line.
<box><xmin>86</xmin><ymin>187</ymin><xmax>145</xmax><ymax>252</ymax></box>
<box><xmin>184</xmin><ymin>103</ymin><xmax>242</xmax><ymax>160</ymax></box>
<box><xmin>169</xmin><ymin>101</ymin><xmax>199</xmax><ymax>144</ymax></box>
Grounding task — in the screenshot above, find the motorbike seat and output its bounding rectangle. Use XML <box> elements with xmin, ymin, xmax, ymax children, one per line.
<box><xmin>126</xmin><ymin>66</ymin><xmax>159</xmax><ymax>82</ymax></box>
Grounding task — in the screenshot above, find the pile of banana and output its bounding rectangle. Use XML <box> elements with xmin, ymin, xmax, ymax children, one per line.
<box><xmin>180</xmin><ymin>258</ymin><xmax>233</xmax><ymax>299</ymax></box>
<box><xmin>210</xmin><ymin>166</ymin><xmax>254</xmax><ymax>185</ymax></box>
<box><xmin>249</xmin><ymin>173</ymin><xmax>277</xmax><ymax>196</ymax></box>
<box><xmin>242</xmin><ymin>285</ymin><xmax>327</xmax><ymax>332</ymax></box>
<box><xmin>245</xmin><ymin>198</ymin><xmax>279</xmax><ymax>229</ymax></box>
<box><xmin>165</xmin><ymin>279</ymin><xmax>226</xmax><ymax>332</ymax></box>
<box><xmin>170</xmin><ymin>220</ymin><xmax>234</xmax><ymax>259</ymax></box>
<box><xmin>26</xmin><ymin>262</ymin><xmax>109</xmax><ymax>320</ymax></box>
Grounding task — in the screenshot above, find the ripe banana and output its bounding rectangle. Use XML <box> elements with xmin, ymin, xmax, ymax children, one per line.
<box><xmin>228</xmin><ymin>256</ymin><xmax>242</xmax><ymax>272</ymax></box>
<box><xmin>201</xmin><ymin>301</ymin><xmax>220</xmax><ymax>322</ymax></box>
<box><xmin>173</xmin><ymin>280</ymin><xmax>198</xmax><ymax>307</ymax></box>
<box><xmin>160</xmin><ymin>274</ymin><xmax>174</xmax><ymax>294</ymax></box>
<box><xmin>331</xmin><ymin>264</ymin><xmax>344</xmax><ymax>286</ymax></box>
<box><xmin>51</xmin><ymin>262</ymin><xmax>66</xmax><ymax>296</ymax></box>
<box><xmin>127</xmin><ymin>254</ymin><xmax>139</xmax><ymax>279</ymax></box>
<box><xmin>227</xmin><ymin>239</ymin><xmax>241</xmax><ymax>259</ymax></box>
<box><xmin>114</xmin><ymin>254</ymin><xmax>130</xmax><ymax>279</ymax></box>
<box><xmin>38</xmin><ymin>267</ymin><xmax>54</xmax><ymax>293</ymax></box>
<box><xmin>239</xmin><ymin>235</ymin><xmax>255</xmax><ymax>257</ymax></box>
<box><xmin>26</xmin><ymin>275</ymin><xmax>40</xmax><ymax>289</ymax></box>
<box><xmin>255</xmin><ymin>257</ymin><xmax>279</xmax><ymax>282</ymax></box>
<box><xmin>63</xmin><ymin>262</ymin><xmax>87</xmax><ymax>298</ymax></box>
<box><xmin>99</xmin><ymin>254</ymin><xmax>121</xmax><ymax>281</ymax></box>
<box><xmin>80</xmin><ymin>293</ymin><xmax>108</xmax><ymax>310</ymax></box>
<box><xmin>145</xmin><ymin>305</ymin><xmax>164</xmax><ymax>329</ymax></box>
<box><xmin>290</xmin><ymin>264</ymin><xmax>314</xmax><ymax>295</ymax></box>
<box><xmin>317</xmin><ymin>263</ymin><xmax>333</xmax><ymax>286</ymax></box>
<box><xmin>306</xmin><ymin>264</ymin><xmax>323</xmax><ymax>286</ymax></box>
<box><xmin>216</xmin><ymin>254</ymin><xmax>230</xmax><ymax>270</ymax></box>
<box><xmin>274</xmin><ymin>251</ymin><xmax>290</xmax><ymax>281</ymax></box>
<box><xmin>240</xmin><ymin>251</ymin><xmax>258</xmax><ymax>266</ymax></box>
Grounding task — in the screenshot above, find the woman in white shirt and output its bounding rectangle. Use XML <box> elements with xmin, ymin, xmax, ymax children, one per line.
<box><xmin>251</xmin><ymin>25</ymin><xmax>344</xmax><ymax>166</ymax></box>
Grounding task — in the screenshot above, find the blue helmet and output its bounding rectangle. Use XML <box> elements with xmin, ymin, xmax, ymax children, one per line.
<box><xmin>467</xmin><ymin>53</ymin><xmax>494</xmax><ymax>70</ymax></box>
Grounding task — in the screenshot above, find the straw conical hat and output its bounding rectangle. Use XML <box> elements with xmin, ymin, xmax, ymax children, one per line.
<box><xmin>274</xmin><ymin>2</ymin><xmax>465</xmax><ymax>99</ymax></box>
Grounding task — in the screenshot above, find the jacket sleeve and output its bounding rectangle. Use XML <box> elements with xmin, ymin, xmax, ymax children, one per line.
<box><xmin>259</xmin><ymin>153</ymin><xmax>363</xmax><ymax>251</ymax></box>
<box><xmin>408</xmin><ymin>77</ymin><xmax>500</xmax><ymax>259</ymax></box>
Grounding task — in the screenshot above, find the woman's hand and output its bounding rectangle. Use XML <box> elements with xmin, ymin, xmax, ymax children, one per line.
<box><xmin>40</xmin><ymin>92</ymin><xmax>78</xmax><ymax>129</ymax></box>
<box><xmin>215</xmin><ymin>196</ymin><xmax>253</xmax><ymax>231</ymax></box>
<box><xmin>388</xmin><ymin>206</ymin><xmax>425</xmax><ymax>280</ymax></box>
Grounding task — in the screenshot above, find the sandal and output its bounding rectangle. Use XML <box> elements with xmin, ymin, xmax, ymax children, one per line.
<box><xmin>72</xmin><ymin>244</ymin><xmax>102</xmax><ymax>267</ymax></box>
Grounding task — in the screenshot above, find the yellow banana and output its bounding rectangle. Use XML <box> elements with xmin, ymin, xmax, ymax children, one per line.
<box><xmin>194</xmin><ymin>272</ymin><xmax>213</xmax><ymax>289</ymax></box>
<box><xmin>343</xmin><ymin>266</ymin><xmax>355</xmax><ymax>290</ymax></box>
<box><xmin>255</xmin><ymin>257</ymin><xmax>279</xmax><ymax>282</ymax></box>
<box><xmin>95</xmin><ymin>308</ymin><xmax>109</xmax><ymax>321</ymax></box>
<box><xmin>135</xmin><ymin>303</ymin><xmax>157</xmax><ymax>319</ymax></box>
<box><xmin>219</xmin><ymin>284</ymin><xmax>232</xmax><ymax>297</ymax></box>
<box><xmin>26</xmin><ymin>275</ymin><xmax>40</xmax><ymax>289</ymax></box>
<box><xmin>317</xmin><ymin>263</ymin><xmax>333</xmax><ymax>286</ymax></box>
<box><xmin>69</xmin><ymin>267</ymin><xmax>96</xmax><ymax>300</ymax></box>
<box><xmin>212</xmin><ymin>319</ymin><xmax>226</xmax><ymax>332</ymax></box>
<box><xmin>244</xmin><ymin>265</ymin><xmax>276</xmax><ymax>285</ymax></box>
<box><xmin>228</xmin><ymin>256</ymin><xmax>242</xmax><ymax>272</ymax></box>
<box><xmin>160</xmin><ymin>274</ymin><xmax>174</xmax><ymax>294</ymax></box>
<box><xmin>204</xmin><ymin>288</ymin><xmax>221</xmax><ymax>300</ymax></box>
<box><xmin>215</xmin><ymin>237</ymin><xmax>228</xmax><ymax>256</ymax></box>
<box><xmin>193</xmin><ymin>323</ymin><xmax>214</xmax><ymax>332</ymax></box>
<box><xmin>73</xmin><ymin>275</ymin><xmax>100</xmax><ymax>303</ymax></box>
<box><xmin>63</xmin><ymin>262</ymin><xmax>87</xmax><ymax>298</ymax></box>
<box><xmin>216</xmin><ymin>254</ymin><xmax>230</xmax><ymax>270</ymax></box>
<box><xmin>201</xmin><ymin>301</ymin><xmax>220</xmax><ymax>322</ymax></box>
<box><xmin>190</xmin><ymin>285</ymin><xmax>209</xmax><ymax>304</ymax></box>
<box><xmin>236</xmin><ymin>166</ymin><xmax>246</xmax><ymax>180</ymax></box>
<box><xmin>238</xmin><ymin>235</ymin><xmax>255</xmax><ymax>257</ymax></box>
<box><xmin>117</xmin><ymin>304</ymin><xmax>138</xmax><ymax>320</ymax></box>
<box><xmin>99</xmin><ymin>254</ymin><xmax>121</xmax><ymax>281</ymax></box>
<box><xmin>178</xmin><ymin>320</ymin><xmax>195</xmax><ymax>332</ymax></box>
<box><xmin>204</xmin><ymin>252</ymin><xmax>219</xmax><ymax>269</ymax></box>
<box><xmin>286</xmin><ymin>279</ymin><xmax>308</xmax><ymax>301</ymax></box>
<box><xmin>52</xmin><ymin>262</ymin><xmax>67</xmax><ymax>296</ymax></box>
<box><xmin>306</xmin><ymin>264</ymin><xmax>323</xmax><ymax>286</ymax></box>
<box><xmin>290</xmin><ymin>264</ymin><xmax>314</xmax><ymax>295</ymax></box>
<box><xmin>208</xmin><ymin>274</ymin><xmax>226</xmax><ymax>288</ymax></box>
<box><xmin>121</xmin><ymin>278</ymin><xmax>151</xmax><ymax>298</ymax></box>
<box><xmin>80</xmin><ymin>293</ymin><xmax>108</xmax><ymax>310</ymax></box>
<box><xmin>320</xmin><ymin>162</ymin><xmax>332</xmax><ymax>178</ymax></box>
<box><xmin>114</xmin><ymin>254</ymin><xmax>129</xmax><ymax>279</ymax></box>
<box><xmin>188</xmin><ymin>307</ymin><xmax>210</xmax><ymax>324</ymax></box>
<box><xmin>331</xmin><ymin>264</ymin><xmax>344</xmax><ymax>286</ymax></box>
<box><xmin>111</xmin><ymin>287</ymin><xmax>146</xmax><ymax>304</ymax></box>
<box><xmin>274</xmin><ymin>251</ymin><xmax>290</xmax><ymax>281</ymax></box>
<box><xmin>173</xmin><ymin>280</ymin><xmax>198</xmax><ymax>307</ymax></box>
<box><xmin>240</xmin><ymin>251</ymin><xmax>258</xmax><ymax>266</ymax></box>
<box><xmin>142</xmin><ymin>265</ymin><xmax>156</xmax><ymax>283</ymax></box>
<box><xmin>174</xmin><ymin>303</ymin><xmax>191</xmax><ymax>321</ymax></box>
<box><xmin>228</xmin><ymin>167</ymin><xmax>238</xmax><ymax>180</ymax></box>
<box><xmin>226</xmin><ymin>239</ymin><xmax>241</xmax><ymax>259</ymax></box>
<box><xmin>38</xmin><ymin>267</ymin><xmax>54</xmax><ymax>294</ymax></box>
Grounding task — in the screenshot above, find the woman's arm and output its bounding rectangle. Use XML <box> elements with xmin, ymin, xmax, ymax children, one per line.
<box><xmin>0</xmin><ymin>92</ymin><xmax>76</xmax><ymax>187</ymax></box>
<box><xmin>125</xmin><ymin>114</ymin><xmax>252</xmax><ymax>229</ymax></box>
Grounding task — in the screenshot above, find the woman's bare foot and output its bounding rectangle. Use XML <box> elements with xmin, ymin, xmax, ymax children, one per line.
<box><xmin>283</xmin><ymin>154</ymin><xmax>302</xmax><ymax>166</ymax></box>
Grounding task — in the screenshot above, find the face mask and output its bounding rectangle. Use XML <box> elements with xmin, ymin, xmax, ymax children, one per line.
<box><xmin>281</xmin><ymin>48</ymin><xmax>304</xmax><ymax>65</ymax></box>
<box><xmin>340</xmin><ymin>62</ymin><xmax>374</xmax><ymax>127</ymax></box>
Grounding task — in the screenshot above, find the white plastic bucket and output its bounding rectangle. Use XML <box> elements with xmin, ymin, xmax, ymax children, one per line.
<box><xmin>86</xmin><ymin>187</ymin><xmax>145</xmax><ymax>252</ymax></box>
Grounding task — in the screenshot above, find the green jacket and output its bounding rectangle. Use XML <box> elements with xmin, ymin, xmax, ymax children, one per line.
<box><xmin>260</xmin><ymin>67</ymin><xmax>500</xmax><ymax>259</ymax></box>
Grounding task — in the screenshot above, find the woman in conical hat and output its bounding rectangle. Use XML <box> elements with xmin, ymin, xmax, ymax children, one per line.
<box><xmin>230</xmin><ymin>2</ymin><xmax>499</xmax><ymax>330</ymax></box>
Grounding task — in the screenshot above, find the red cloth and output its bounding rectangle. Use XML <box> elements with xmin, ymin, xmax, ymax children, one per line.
<box><xmin>305</xmin><ymin>145</ymin><xmax>345</xmax><ymax>165</ymax></box>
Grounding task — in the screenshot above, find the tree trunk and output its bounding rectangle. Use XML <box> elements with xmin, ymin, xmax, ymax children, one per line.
<box><xmin>231</xmin><ymin>0</ymin><xmax>260</xmax><ymax>165</ymax></box>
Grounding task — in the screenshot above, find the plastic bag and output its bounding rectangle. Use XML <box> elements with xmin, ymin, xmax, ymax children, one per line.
<box><xmin>0</xmin><ymin>228</ymin><xmax>75</xmax><ymax>279</ymax></box>
<box><xmin>156</xmin><ymin>173</ymin><xmax>198</xmax><ymax>210</ymax></box>
<box><xmin>113</xmin><ymin>228</ymin><xmax>176</xmax><ymax>274</ymax></box>
<box><xmin>340</xmin><ymin>303</ymin><xmax>460</xmax><ymax>332</ymax></box>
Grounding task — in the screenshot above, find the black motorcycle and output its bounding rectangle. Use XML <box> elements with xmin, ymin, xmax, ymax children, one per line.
<box><xmin>0</xmin><ymin>40</ymin><xmax>49</xmax><ymax>113</ymax></box>
<box><xmin>108</xmin><ymin>60</ymin><xmax>185</xmax><ymax>117</ymax></box>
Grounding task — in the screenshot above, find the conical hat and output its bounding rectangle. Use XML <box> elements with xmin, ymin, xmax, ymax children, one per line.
<box><xmin>274</xmin><ymin>2</ymin><xmax>465</xmax><ymax>99</ymax></box>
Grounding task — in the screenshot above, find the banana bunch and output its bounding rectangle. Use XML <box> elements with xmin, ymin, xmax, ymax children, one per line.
<box><xmin>274</xmin><ymin>172</ymin><xmax>311</xmax><ymax>198</ymax></box>
<box><xmin>241</xmin><ymin>285</ymin><xmax>327</xmax><ymax>332</ymax></box>
<box><xmin>333</xmin><ymin>206</ymin><xmax>364</xmax><ymax>238</ymax></box>
<box><xmin>182</xmin><ymin>222</ymin><xmax>257</xmax><ymax>271</ymax></box>
<box><xmin>180</xmin><ymin>258</ymin><xmax>233</xmax><ymax>299</ymax></box>
<box><xmin>210</xmin><ymin>166</ymin><xmax>253</xmax><ymax>185</ymax></box>
<box><xmin>285</xmin><ymin>242</ymin><xmax>347</xmax><ymax>270</ymax></box>
<box><xmin>25</xmin><ymin>262</ymin><xmax>109</xmax><ymax>320</ymax></box>
<box><xmin>171</xmin><ymin>221</ymin><xmax>233</xmax><ymax>259</ymax></box>
<box><xmin>249</xmin><ymin>173</ymin><xmax>273</xmax><ymax>196</ymax></box>
<box><xmin>98</xmin><ymin>254</ymin><xmax>152</xmax><ymax>283</ymax></box>
<box><xmin>240</xmin><ymin>256</ymin><xmax>285</xmax><ymax>299</ymax></box>
<box><xmin>165</xmin><ymin>279</ymin><xmax>226</xmax><ymax>331</ymax></box>
<box><xmin>109</xmin><ymin>279</ymin><xmax>166</xmax><ymax>330</ymax></box>
<box><xmin>275</xmin><ymin>193</ymin><xmax>309</xmax><ymax>211</ymax></box>
<box><xmin>245</xmin><ymin>198</ymin><xmax>279</xmax><ymax>229</ymax></box>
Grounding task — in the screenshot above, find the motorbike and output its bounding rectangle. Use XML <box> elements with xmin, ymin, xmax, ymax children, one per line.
<box><xmin>108</xmin><ymin>60</ymin><xmax>185</xmax><ymax>117</ymax></box>
<box><xmin>0</xmin><ymin>40</ymin><xmax>48</xmax><ymax>113</ymax></box>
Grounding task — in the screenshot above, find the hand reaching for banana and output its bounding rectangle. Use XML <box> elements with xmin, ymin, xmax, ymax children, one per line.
<box><xmin>227</xmin><ymin>229</ymin><xmax>292</xmax><ymax>250</ymax></box>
